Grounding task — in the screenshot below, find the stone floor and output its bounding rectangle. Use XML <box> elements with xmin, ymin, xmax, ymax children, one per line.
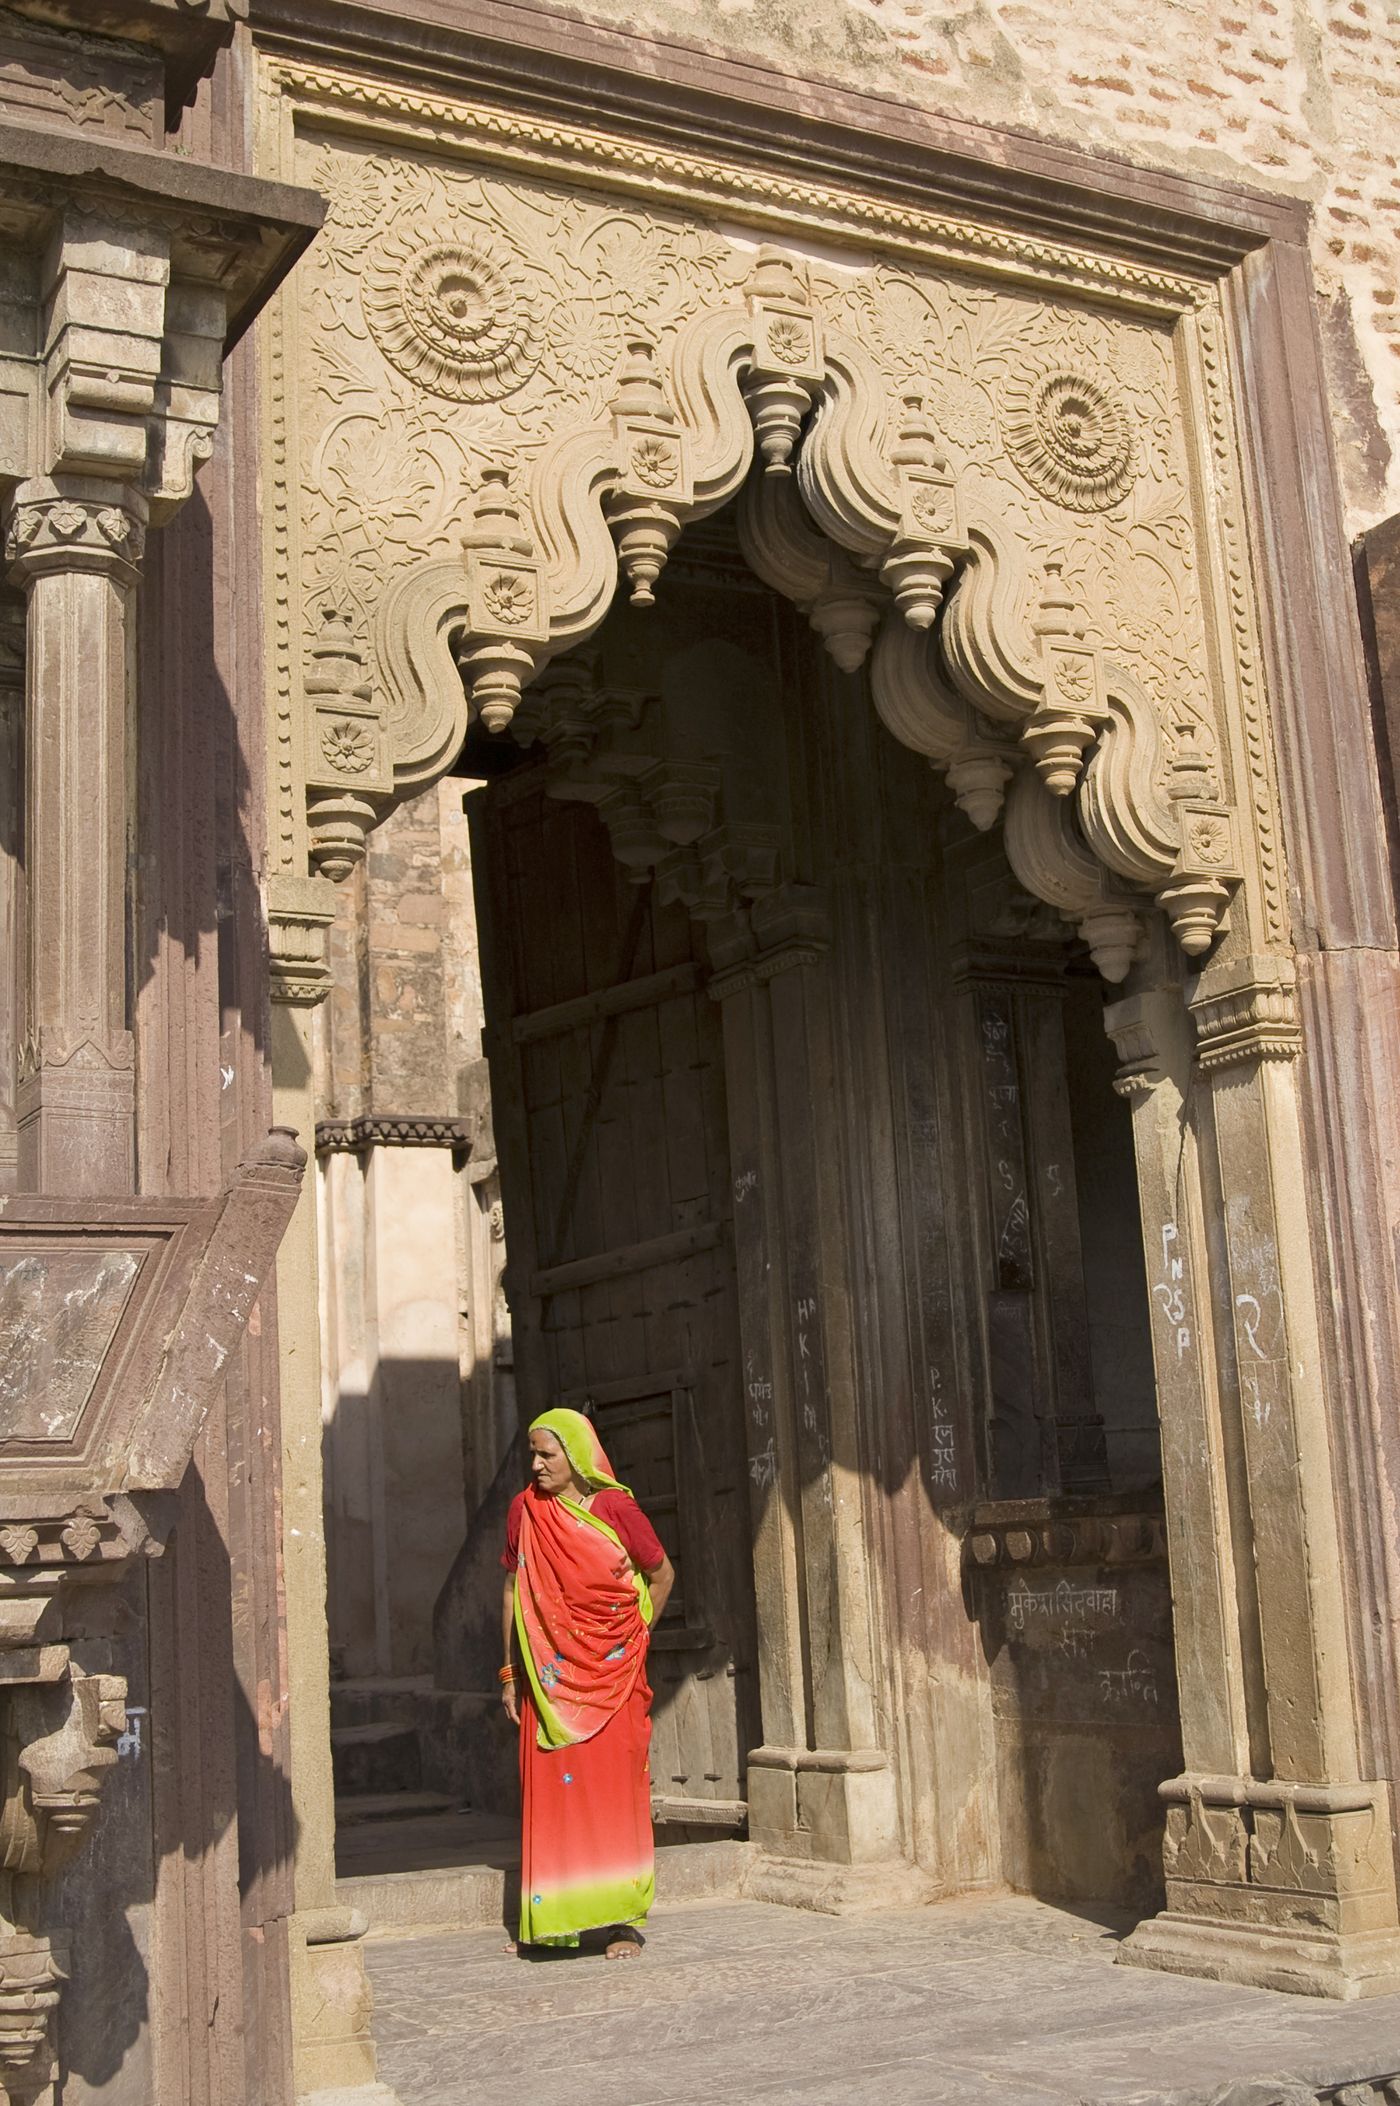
<box><xmin>363</xmin><ymin>1893</ymin><xmax>1400</xmax><ymax>2106</ymax></box>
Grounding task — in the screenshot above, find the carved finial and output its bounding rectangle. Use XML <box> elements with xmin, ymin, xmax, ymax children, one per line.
<box><xmin>606</xmin><ymin>341</ymin><xmax>687</xmax><ymax>608</ymax></box>
<box><xmin>611</xmin><ymin>339</ymin><xmax>669</xmax><ymax>423</ymax></box>
<box><xmin>882</xmin><ymin>396</ymin><xmax>961</xmax><ymax>630</ymax></box>
<box><xmin>461</xmin><ymin>464</ymin><xmax>547</xmax><ymax>732</ymax></box>
<box><xmin>947</xmin><ymin>747</ymin><xmax>1015</xmax><ymax>833</ymax></box>
<box><xmin>890</xmin><ymin>393</ymin><xmax>944</xmax><ymax>478</ymax></box>
<box><xmin>462</xmin><ymin>465</ymin><xmax>533</xmax><ymax>557</ymax></box>
<box><xmin>250</xmin><ymin>1126</ymin><xmax>310</xmax><ymax>1176</ymax></box>
<box><xmin>743</xmin><ymin>251</ymin><xmax>822</xmax><ymax>475</ymax></box>
<box><xmin>746</xmin><ymin>247</ymin><xmax>808</xmax><ymax>307</ymax></box>
<box><xmin>1032</xmin><ymin>558</ymin><xmax>1078</xmax><ymax>644</ymax></box>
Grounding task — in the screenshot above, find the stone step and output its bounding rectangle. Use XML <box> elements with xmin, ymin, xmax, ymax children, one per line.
<box><xmin>334</xmin><ymin>1789</ymin><xmax>456</xmax><ymax>1827</ymax></box>
<box><xmin>338</xmin><ymin>1827</ymin><xmax>756</xmax><ymax>1939</ymax></box>
<box><xmin>331</xmin><ymin>1720</ymin><xmax>423</xmax><ymax>1799</ymax></box>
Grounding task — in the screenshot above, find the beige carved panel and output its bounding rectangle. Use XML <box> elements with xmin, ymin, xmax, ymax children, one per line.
<box><xmin>821</xmin><ymin>265</ymin><xmax>1216</xmax><ymax>772</ymax></box>
<box><xmin>265</xmin><ymin>63</ymin><xmax>1286</xmax><ymax>976</ymax></box>
<box><xmin>294</xmin><ymin>141</ymin><xmax>748</xmax><ymax>614</ymax></box>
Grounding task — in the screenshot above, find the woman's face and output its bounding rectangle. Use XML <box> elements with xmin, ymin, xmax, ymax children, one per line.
<box><xmin>529</xmin><ymin>1429</ymin><xmax>578</xmax><ymax>1497</ymax></box>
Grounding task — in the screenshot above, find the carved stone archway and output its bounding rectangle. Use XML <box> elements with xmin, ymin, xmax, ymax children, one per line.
<box><xmin>263</xmin><ymin>56</ymin><xmax>1400</xmax><ymax>2010</ymax></box>
<box><xmin>338</xmin><ymin>245</ymin><xmax>1241</xmax><ymax>999</ymax></box>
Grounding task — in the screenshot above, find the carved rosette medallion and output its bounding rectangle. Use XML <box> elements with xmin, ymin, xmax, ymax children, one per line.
<box><xmin>320</xmin><ymin>720</ymin><xmax>375</xmax><ymax>775</ymax></box>
<box><xmin>1001</xmin><ymin>368</ymin><xmax>1136</xmax><ymax>512</ymax></box>
<box><xmin>362</xmin><ymin>225</ymin><xmax>543</xmax><ymax>402</ymax></box>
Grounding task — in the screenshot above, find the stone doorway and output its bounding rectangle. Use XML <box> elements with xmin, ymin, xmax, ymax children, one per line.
<box><xmin>317</xmin><ymin>499</ymin><xmax>1179</xmax><ymax>1932</ymax></box>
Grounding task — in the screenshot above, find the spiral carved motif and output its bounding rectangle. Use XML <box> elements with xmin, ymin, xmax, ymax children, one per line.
<box><xmin>1001</xmin><ymin>367</ymin><xmax>1135</xmax><ymax>513</ymax></box>
<box><xmin>363</xmin><ymin>227</ymin><xmax>543</xmax><ymax>402</ymax></box>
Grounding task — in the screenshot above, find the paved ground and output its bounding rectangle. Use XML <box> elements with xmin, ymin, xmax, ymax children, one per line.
<box><xmin>364</xmin><ymin>1893</ymin><xmax>1400</xmax><ymax>2106</ymax></box>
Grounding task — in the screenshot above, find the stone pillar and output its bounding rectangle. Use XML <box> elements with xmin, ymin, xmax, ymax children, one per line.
<box><xmin>1110</xmin><ymin>949</ymin><xmax>1400</xmax><ymax>1998</ymax></box>
<box><xmin>6</xmin><ymin>481</ymin><xmax>146</xmax><ymax>1197</ymax></box>
<box><xmin>711</xmin><ymin>930</ymin><xmax>919</xmax><ymax>1908</ymax></box>
<box><xmin>268</xmin><ymin>875</ymin><xmax>399</xmax><ymax>2105</ymax></box>
<box><xmin>0</xmin><ymin>593</ymin><xmax>24</xmax><ymax>1196</ymax></box>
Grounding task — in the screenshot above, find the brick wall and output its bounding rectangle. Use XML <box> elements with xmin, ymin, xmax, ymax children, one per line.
<box><xmin>567</xmin><ymin>0</ymin><xmax>1400</xmax><ymax>532</ymax></box>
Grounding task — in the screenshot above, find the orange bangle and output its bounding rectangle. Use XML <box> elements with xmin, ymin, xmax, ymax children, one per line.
<box><xmin>498</xmin><ymin>1665</ymin><xmax>517</xmax><ymax>1684</ymax></box>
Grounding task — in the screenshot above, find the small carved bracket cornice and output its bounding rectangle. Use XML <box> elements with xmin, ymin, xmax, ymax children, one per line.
<box><xmin>1188</xmin><ymin>953</ymin><xmax>1301</xmax><ymax>1074</ymax></box>
<box><xmin>1103</xmin><ymin>989</ymin><xmax>1168</xmax><ymax>1100</ymax></box>
<box><xmin>315</xmin><ymin>1114</ymin><xmax>476</xmax><ymax>1154</ymax></box>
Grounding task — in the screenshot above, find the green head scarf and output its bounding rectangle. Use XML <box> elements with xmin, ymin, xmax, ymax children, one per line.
<box><xmin>528</xmin><ymin>1406</ymin><xmax>630</xmax><ymax>1495</ymax></box>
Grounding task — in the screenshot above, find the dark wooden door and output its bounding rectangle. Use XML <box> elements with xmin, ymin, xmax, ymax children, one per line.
<box><xmin>470</xmin><ymin>763</ymin><xmax>757</xmax><ymax>1824</ymax></box>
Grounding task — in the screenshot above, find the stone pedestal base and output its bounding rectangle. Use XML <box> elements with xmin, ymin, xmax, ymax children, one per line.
<box><xmin>747</xmin><ymin>1744</ymin><xmax>901</xmax><ymax>1863</ymax></box>
<box><xmin>1119</xmin><ymin>1911</ymin><xmax>1400</xmax><ymax>2001</ymax></box>
<box><xmin>744</xmin><ymin>1853</ymin><xmax>934</xmax><ymax>1914</ymax></box>
<box><xmin>291</xmin><ymin>1910</ymin><xmax>400</xmax><ymax>2103</ymax></box>
<box><xmin>744</xmin><ymin>1745</ymin><xmax>928</xmax><ymax>1912</ymax></box>
<box><xmin>1119</xmin><ymin>1776</ymin><xmax>1400</xmax><ymax>2001</ymax></box>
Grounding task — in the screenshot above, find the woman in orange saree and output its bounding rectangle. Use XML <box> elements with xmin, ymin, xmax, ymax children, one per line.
<box><xmin>500</xmin><ymin>1407</ymin><xmax>674</xmax><ymax>1957</ymax></box>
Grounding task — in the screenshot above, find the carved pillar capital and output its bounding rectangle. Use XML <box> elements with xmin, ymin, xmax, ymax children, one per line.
<box><xmin>4</xmin><ymin>484</ymin><xmax>147</xmax><ymax>588</ymax></box>
<box><xmin>267</xmin><ymin>874</ymin><xmax>337</xmax><ymax>1009</ymax></box>
<box><xmin>1188</xmin><ymin>953</ymin><xmax>1301</xmax><ymax>1073</ymax></box>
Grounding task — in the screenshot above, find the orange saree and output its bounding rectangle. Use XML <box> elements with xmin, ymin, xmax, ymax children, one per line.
<box><xmin>512</xmin><ymin>1452</ymin><xmax>655</xmax><ymax>1946</ymax></box>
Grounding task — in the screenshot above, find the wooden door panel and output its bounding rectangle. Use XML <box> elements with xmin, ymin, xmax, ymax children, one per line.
<box><xmin>471</xmin><ymin>766</ymin><xmax>757</xmax><ymax>1816</ymax></box>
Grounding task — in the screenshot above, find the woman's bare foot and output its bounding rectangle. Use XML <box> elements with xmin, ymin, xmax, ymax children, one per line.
<box><xmin>604</xmin><ymin>1925</ymin><xmax>643</xmax><ymax>1960</ymax></box>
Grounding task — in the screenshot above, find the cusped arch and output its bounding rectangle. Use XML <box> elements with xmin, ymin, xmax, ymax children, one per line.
<box><xmin>344</xmin><ymin>243</ymin><xmax>1240</xmax><ymax>980</ymax></box>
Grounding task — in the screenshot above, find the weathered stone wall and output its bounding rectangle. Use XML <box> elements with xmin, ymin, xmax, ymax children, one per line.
<box><xmin>554</xmin><ymin>0</ymin><xmax>1400</xmax><ymax>532</ymax></box>
<box><xmin>317</xmin><ymin>780</ymin><xmax>508</xmax><ymax>1680</ymax></box>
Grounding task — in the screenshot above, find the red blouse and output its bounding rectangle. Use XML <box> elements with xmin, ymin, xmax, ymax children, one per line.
<box><xmin>501</xmin><ymin>1487</ymin><xmax>665</xmax><ymax>1574</ymax></box>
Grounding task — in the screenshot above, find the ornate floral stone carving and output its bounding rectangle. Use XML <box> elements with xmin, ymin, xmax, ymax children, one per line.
<box><xmin>284</xmin><ymin>126</ymin><xmax>1273</xmax><ymax>992</ymax></box>
<box><xmin>1000</xmin><ymin>366</ymin><xmax>1136</xmax><ymax>513</ymax></box>
<box><xmin>362</xmin><ymin>224</ymin><xmax>543</xmax><ymax>402</ymax></box>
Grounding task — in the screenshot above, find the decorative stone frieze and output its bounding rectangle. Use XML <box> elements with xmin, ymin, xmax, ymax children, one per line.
<box><xmin>966</xmin><ymin>1503</ymin><xmax>1167</xmax><ymax>1571</ymax></box>
<box><xmin>4</xmin><ymin>492</ymin><xmax>146</xmax><ymax>580</ymax></box>
<box><xmin>2</xmin><ymin>0</ymin><xmax>246</xmax><ymax>122</ymax></box>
